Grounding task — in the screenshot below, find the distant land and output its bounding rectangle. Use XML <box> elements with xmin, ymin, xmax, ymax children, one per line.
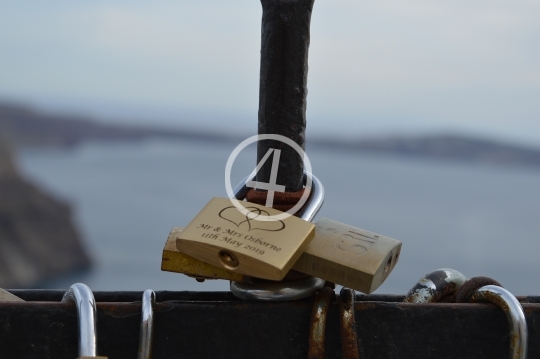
<box><xmin>1</xmin><ymin>103</ymin><xmax>540</xmax><ymax>169</ymax></box>
<box><xmin>0</xmin><ymin>114</ymin><xmax>90</xmax><ymax>287</ymax></box>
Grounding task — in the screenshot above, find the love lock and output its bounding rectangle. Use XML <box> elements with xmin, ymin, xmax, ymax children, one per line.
<box><xmin>230</xmin><ymin>171</ymin><xmax>326</xmax><ymax>301</ymax></box>
<box><xmin>137</xmin><ymin>290</ymin><xmax>155</xmax><ymax>359</ymax></box>
<box><xmin>61</xmin><ymin>283</ymin><xmax>107</xmax><ymax>359</ymax></box>
<box><xmin>467</xmin><ymin>285</ymin><xmax>528</xmax><ymax>359</ymax></box>
<box><xmin>176</xmin><ymin>171</ymin><xmax>319</xmax><ymax>283</ymax></box>
<box><xmin>164</xmin><ymin>167</ymin><xmax>399</xmax><ymax>296</ymax></box>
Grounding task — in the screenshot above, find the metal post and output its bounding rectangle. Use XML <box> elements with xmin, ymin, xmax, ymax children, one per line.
<box><xmin>257</xmin><ymin>0</ymin><xmax>315</xmax><ymax>192</ymax></box>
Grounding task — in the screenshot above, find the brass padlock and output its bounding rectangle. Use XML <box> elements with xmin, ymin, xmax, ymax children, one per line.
<box><xmin>163</xmin><ymin>218</ymin><xmax>400</xmax><ymax>293</ymax></box>
<box><xmin>292</xmin><ymin>218</ymin><xmax>401</xmax><ymax>293</ymax></box>
<box><xmin>162</xmin><ymin>227</ymin><xmax>245</xmax><ymax>282</ymax></box>
<box><xmin>176</xmin><ymin>197</ymin><xmax>315</xmax><ymax>281</ymax></box>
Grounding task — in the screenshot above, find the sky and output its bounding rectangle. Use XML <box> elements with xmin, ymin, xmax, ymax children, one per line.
<box><xmin>0</xmin><ymin>1</ymin><xmax>539</xmax><ymax>145</ymax></box>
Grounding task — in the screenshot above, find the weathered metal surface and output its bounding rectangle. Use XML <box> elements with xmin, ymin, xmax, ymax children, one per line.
<box><xmin>308</xmin><ymin>287</ymin><xmax>334</xmax><ymax>359</ymax></box>
<box><xmin>468</xmin><ymin>285</ymin><xmax>527</xmax><ymax>359</ymax></box>
<box><xmin>454</xmin><ymin>276</ymin><xmax>502</xmax><ymax>303</ymax></box>
<box><xmin>339</xmin><ymin>288</ymin><xmax>360</xmax><ymax>359</ymax></box>
<box><xmin>404</xmin><ymin>268</ymin><xmax>466</xmax><ymax>303</ymax></box>
<box><xmin>1</xmin><ymin>291</ymin><xmax>540</xmax><ymax>358</ymax></box>
<box><xmin>257</xmin><ymin>0</ymin><xmax>315</xmax><ymax>191</ymax></box>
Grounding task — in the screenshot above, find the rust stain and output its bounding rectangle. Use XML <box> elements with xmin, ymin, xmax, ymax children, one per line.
<box><xmin>355</xmin><ymin>302</ymin><xmax>376</xmax><ymax>310</ymax></box>
<box><xmin>308</xmin><ymin>287</ymin><xmax>334</xmax><ymax>359</ymax></box>
<box><xmin>340</xmin><ymin>288</ymin><xmax>360</xmax><ymax>359</ymax></box>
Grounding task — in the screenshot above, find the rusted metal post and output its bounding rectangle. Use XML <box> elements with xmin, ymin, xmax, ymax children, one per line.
<box><xmin>257</xmin><ymin>0</ymin><xmax>315</xmax><ymax>192</ymax></box>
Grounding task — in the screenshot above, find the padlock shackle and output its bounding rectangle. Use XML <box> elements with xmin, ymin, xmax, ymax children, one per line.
<box><xmin>138</xmin><ymin>289</ymin><xmax>155</xmax><ymax>359</ymax></box>
<box><xmin>298</xmin><ymin>172</ymin><xmax>324</xmax><ymax>222</ymax></box>
<box><xmin>468</xmin><ymin>285</ymin><xmax>528</xmax><ymax>359</ymax></box>
<box><xmin>61</xmin><ymin>283</ymin><xmax>97</xmax><ymax>357</ymax></box>
<box><xmin>233</xmin><ymin>171</ymin><xmax>324</xmax><ymax>221</ymax></box>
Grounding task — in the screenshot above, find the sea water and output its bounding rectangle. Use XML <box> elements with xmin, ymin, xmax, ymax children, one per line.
<box><xmin>17</xmin><ymin>139</ymin><xmax>540</xmax><ymax>295</ymax></box>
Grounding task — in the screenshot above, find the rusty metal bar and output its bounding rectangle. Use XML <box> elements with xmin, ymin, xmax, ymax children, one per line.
<box><xmin>2</xmin><ymin>290</ymin><xmax>540</xmax><ymax>358</ymax></box>
<box><xmin>257</xmin><ymin>0</ymin><xmax>315</xmax><ymax>191</ymax></box>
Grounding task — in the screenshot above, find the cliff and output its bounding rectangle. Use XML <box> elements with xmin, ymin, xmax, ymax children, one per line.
<box><xmin>0</xmin><ymin>140</ymin><xmax>90</xmax><ymax>287</ymax></box>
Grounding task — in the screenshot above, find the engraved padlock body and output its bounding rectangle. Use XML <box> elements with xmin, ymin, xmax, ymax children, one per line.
<box><xmin>293</xmin><ymin>218</ymin><xmax>402</xmax><ymax>293</ymax></box>
<box><xmin>162</xmin><ymin>227</ymin><xmax>245</xmax><ymax>281</ymax></box>
<box><xmin>176</xmin><ymin>197</ymin><xmax>316</xmax><ymax>281</ymax></box>
<box><xmin>230</xmin><ymin>172</ymin><xmax>327</xmax><ymax>301</ymax></box>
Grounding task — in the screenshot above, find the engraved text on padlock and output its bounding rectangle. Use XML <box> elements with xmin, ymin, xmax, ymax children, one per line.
<box><xmin>292</xmin><ymin>218</ymin><xmax>401</xmax><ymax>293</ymax></box>
<box><xmin>176</xmin><ymin>197</ymin><xmax>315</xmax><ymax>281</ymax></box>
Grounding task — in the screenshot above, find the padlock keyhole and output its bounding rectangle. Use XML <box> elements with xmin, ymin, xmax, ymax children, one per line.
<box><xmin>219</xmin><ymin>250</ymin><xmax>240</xmax><ymax>269</ymax></box>
<box><xmin>383</xmin><ymin>255</ymin><xmax>393</xmax><ymax>276</ymax></box>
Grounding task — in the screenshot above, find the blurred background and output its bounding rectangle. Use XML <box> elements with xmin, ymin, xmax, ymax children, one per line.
<box><xmin>0</xmin><ymin>0</ymin><xmax>539</xmax><ymax>294</ymax></box>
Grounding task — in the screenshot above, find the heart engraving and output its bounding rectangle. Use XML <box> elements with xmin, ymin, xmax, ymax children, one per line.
<box><xmin>219</xmin><ymin>206</ymin><xmax>285</xmax><ymax>232</ymax></box>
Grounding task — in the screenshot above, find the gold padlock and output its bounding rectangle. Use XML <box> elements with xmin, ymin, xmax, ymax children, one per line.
<box><xmin>292</xmin><ymin>217</ymin><xmax>401</xmax><ymax>293</ymax></box>
<box><xmin>162</xmin><ymin>218</ymin><xmax>400</xmax><ymax>293</ymax></box>
<box><xmin>162</xmin><ymin>227</ymin><xmax>245</xmax><ymax>282</ymax></box>
<box><xmin>176</xmin><ymin>197</ymin><xmax>315</xmax><ymax>281</ymax></box>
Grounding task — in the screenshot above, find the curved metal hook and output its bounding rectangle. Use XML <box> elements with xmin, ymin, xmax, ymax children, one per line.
<box><xmin>339</xmin><ymin>288</ymin><xmax>360</xmax><ymax>359</ymax></box>
<box><xmin>468</xmin><ymin>285</ymin><xmax>527</xmax><ymax>359</ymax></box>
<box><xmin>231</xmin><ymin>277</ymin><xmax>325</xmax><ymax>301</ymax></box>
<box><xmin>404</xmin><ymin>268</ymin><xmax>467</xmax><ymax>303</ymax></box>
<box><xmin>231</xmin><ymin>171</ymin><xmax>325</xmax><ymax>301</ymax></box>
<box><xmin>61</xmin><ymin>283</ymin><xmax>97</xmax><ymax>357</ymax></box>
<box><xmin>138</xmin><ymin>289</ymin><xmax>156</xmax><ymax>359</ymax></box>
<box><xmin>308</xmin><ymin>287</ymin><xmax>334</xmax><ymax>359</ymax></box>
